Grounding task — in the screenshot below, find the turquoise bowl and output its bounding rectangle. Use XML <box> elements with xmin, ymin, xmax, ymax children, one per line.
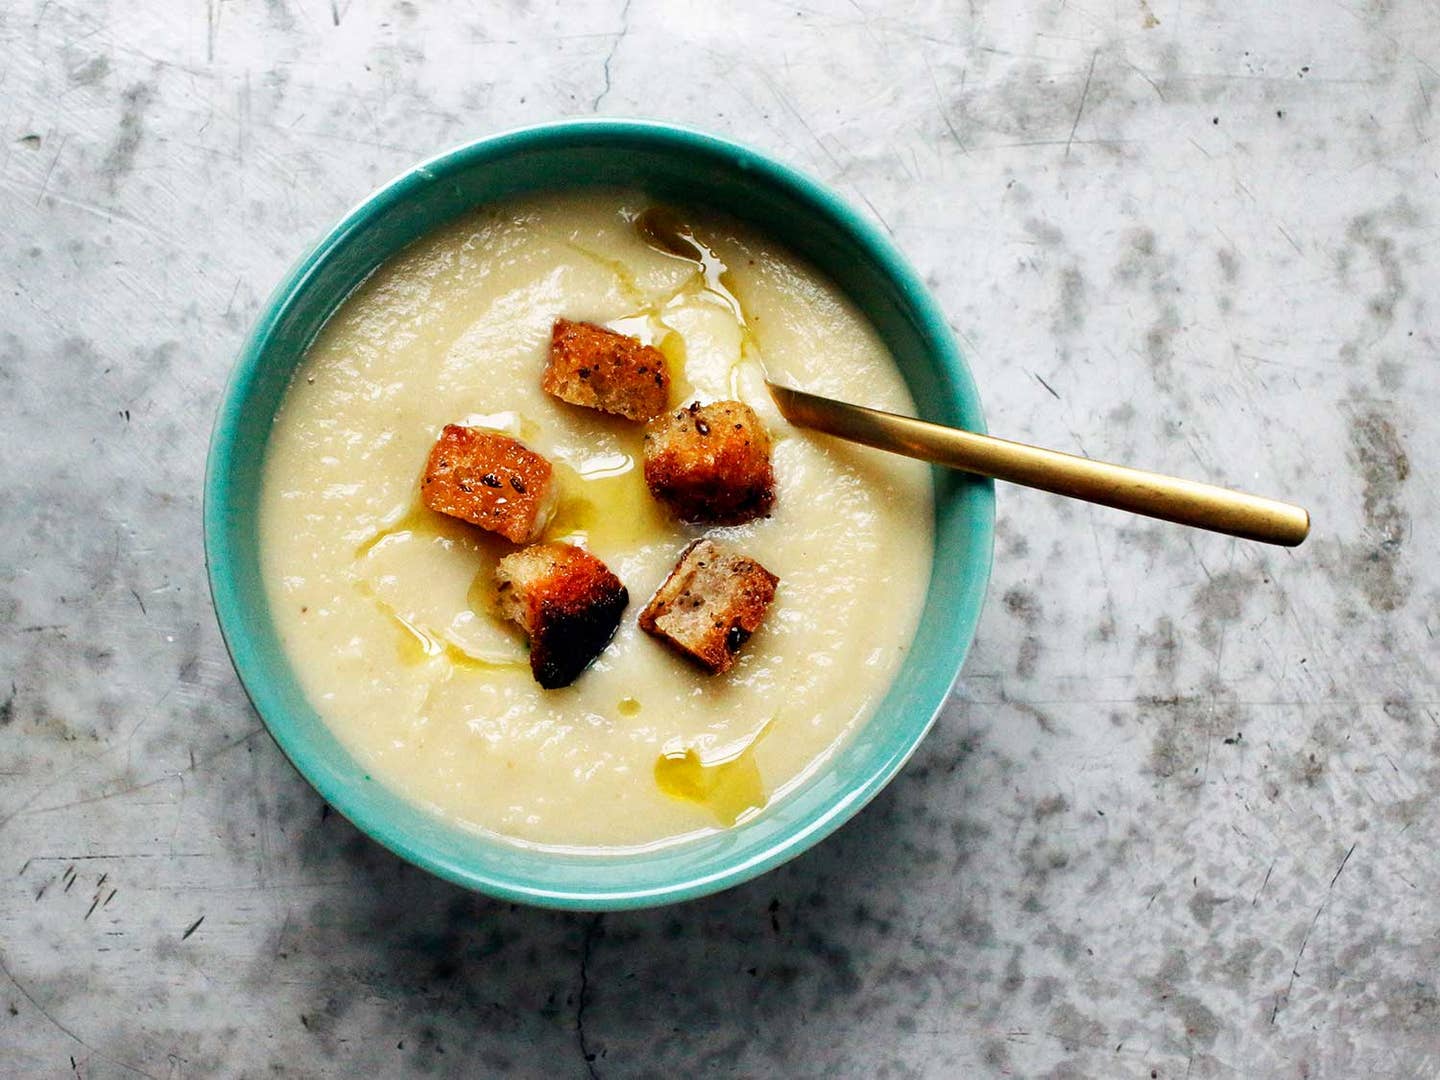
<box><xmin>204</xmin><ymin>120</ymin><xmax>994</xmax><ymax>910</ymax></box>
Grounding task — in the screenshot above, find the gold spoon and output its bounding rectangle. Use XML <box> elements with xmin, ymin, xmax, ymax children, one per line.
<box><xmin>765</xmin><ymin>382</ymin><xmax>1310</xmax><ymax>547</ymax></box>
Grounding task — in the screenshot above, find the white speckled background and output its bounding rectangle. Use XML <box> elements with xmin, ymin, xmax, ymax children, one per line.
<box><xmin>2</xmin><ymin>2</ymin><xmax>1438</xmax><ymax>1077</ymax></box>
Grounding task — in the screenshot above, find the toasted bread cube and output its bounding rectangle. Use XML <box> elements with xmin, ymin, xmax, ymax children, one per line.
<box><xmin>496</xmin><ymin>543</ymin><xmax>629</xmax><ymax>689</ymax></box>
<box><xmin>638</xmin><ymin>539</ymin><xmax>778</xmax><ymax>675</ymax></box>
<box><xmin>542</xmin><ymin>318</ymin><xmax>671</xmax><ymax>422</ymax></box>
<box><xmin>421</xmin><ymin>426</ymin><xmax>553</xmax><ymax>544</ymax></box>
<box><xmin>643</xmin><ymin>401</ymin><xmax>775</xmax><ymax>525</ymax></box>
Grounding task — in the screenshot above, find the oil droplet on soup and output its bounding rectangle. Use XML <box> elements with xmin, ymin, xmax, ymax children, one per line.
<box><xmin>654</xmin><ymin>742</ymin><xmax>768</xmax><ymax>827</ymax></box>
<box><xmin>544</xmin><ymin>454</ymin><xmax>666</xmax><ymax>550</ymax></box>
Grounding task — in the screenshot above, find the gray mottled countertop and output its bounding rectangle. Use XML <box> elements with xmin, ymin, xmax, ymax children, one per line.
<box><xmin>3</xmin><ymin>2</ymin><xmax>1438</xmax><ymax>1077</ymax></box>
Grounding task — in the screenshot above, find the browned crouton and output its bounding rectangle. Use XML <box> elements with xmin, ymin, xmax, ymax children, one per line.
<box><xmin>421</xmin><ymin>426</ymin><xmax>553</xmax><ymax>543</ymax></box>
<box><xmin>642</xmin><ymin>401</ymin><xmax>775</xmax><ymax>525</ymax></box>
<box><xmin>496</xmin><ymin>543</ymin><xmax>629</xmax><ymax>689</ymax></box>
<box><xmin>542</xmin><ymin>318</ymin><xmax>671</xmax><ymax>421</ymax></box>
<box><xmin>638</xmin><ymin>539</ymin><xmax>778</xmax><ymax>675</ymax></box>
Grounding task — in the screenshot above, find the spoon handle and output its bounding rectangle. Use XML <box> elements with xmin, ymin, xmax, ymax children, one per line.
<box><xmin>766</xmin><ymin>383</ymin><xmax>1310</xmax><ymax>547</ymax></box>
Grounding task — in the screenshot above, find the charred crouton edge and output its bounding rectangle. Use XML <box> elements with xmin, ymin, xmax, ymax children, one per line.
<box><xmin>643</xmin><ymin>400</ymin><xmax>775</xmax><ymax>525</ymax></box>
<box><xmin>496</xmin><ymin>542</ymin><xmax>629</xmax><ymax>689</ymax></box>
<box><xmin>638</xmin><ymin>539</ymin><xmax>778</xmax><ymax>675</ymax></box>
<box><xmin>542</xmin><ymin>318</ymin><xmax>671</xmax><ymax>422</ymax></box>
<box><xmin>421</xmin><ymin>425</ymin><xmax>554</xmax><ymax>544</ymax></box>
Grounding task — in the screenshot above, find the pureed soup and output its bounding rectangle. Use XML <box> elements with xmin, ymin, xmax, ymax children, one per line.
<box><xmin>259</xmin><ymin>192</ymin><xmax>933</xmax><ymax>849</ymax></box>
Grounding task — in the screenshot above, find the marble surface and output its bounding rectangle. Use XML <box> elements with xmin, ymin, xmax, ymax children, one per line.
<box><xmin>2</xmin><ymin>1</ymin><xmax>1438</xmax><ymax>1076</ymax></box>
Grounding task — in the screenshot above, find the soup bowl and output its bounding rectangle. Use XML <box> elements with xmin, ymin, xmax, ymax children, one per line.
<box><xmin>204</xmin><ymin>119</ymin><xmax>994</xmax><ymax>910</ymax></box>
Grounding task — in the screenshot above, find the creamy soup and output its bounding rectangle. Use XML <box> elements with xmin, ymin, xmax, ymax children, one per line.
<box><xmin>260</xmin><ymin>192</ymin><xmax>933</xmax><ymax>849</ymax></box>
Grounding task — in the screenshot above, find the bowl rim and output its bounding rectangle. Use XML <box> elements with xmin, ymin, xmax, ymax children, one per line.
<box><xmin>204</xmin><ymin>118</ymin><xmax>995</xmax><ymax>909</ymax></box>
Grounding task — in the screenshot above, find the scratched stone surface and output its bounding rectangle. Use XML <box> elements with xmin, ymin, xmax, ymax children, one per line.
<box><xmin>2</xmin><ymin>1</ymin><xmax>1438</xmax><ymax>1076</ymax></box>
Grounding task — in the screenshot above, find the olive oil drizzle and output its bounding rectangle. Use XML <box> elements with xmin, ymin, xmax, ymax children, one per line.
<box><xmin>632</xmin><ymin>206</ymin><xmax>768</xmax><ymax>403</ymax></box>
<box><xmin>653</xmin><ymin>720</ymin><xmax>774</xmax><ymax>826</ymax></box>
<box><xmin>351</xmin><ymin>504</ymin><xmax>526</xmax><ymax>671</ymax></box>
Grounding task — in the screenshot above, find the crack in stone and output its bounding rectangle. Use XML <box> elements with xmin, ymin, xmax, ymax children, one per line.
<box><xmin>576</xmin><ymin>914</ymin><xmax>605</xmax><ymax>1078</ymax></box>
<box><xmin>592</xmin><ymin>0</ymin><xmax>635</xmax><ymax>113</ymax></box>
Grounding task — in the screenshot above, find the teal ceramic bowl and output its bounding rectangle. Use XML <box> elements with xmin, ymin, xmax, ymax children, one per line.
<box><xmin>205</xmin><ymin>120</ymin><xmax>994</xmax><ymax>910</ymax></box>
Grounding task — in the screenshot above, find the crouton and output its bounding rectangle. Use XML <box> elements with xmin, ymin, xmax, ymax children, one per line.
<box><xmin>542</xmin><ymin>318</ymin><xmax>671</xmax><ymax>421</ymax></box>
<box><xmin>642</xmin><ymin>401</ymin><xmax>775</xmax><ymax>525</ymax></box>
<box><xmin>421</xmin><ymin>425</ymin><xmax>553</xmax><ymax>544</ymax></box>
<box><xmin>496</xmin><ymin>542</ymin><xmax>629</xmax><ymax>689</ymax></box>
<box><xmin>638</xmin><ymin>539</ymin><xmax>778</xmax><ymax>675</ymax></box>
